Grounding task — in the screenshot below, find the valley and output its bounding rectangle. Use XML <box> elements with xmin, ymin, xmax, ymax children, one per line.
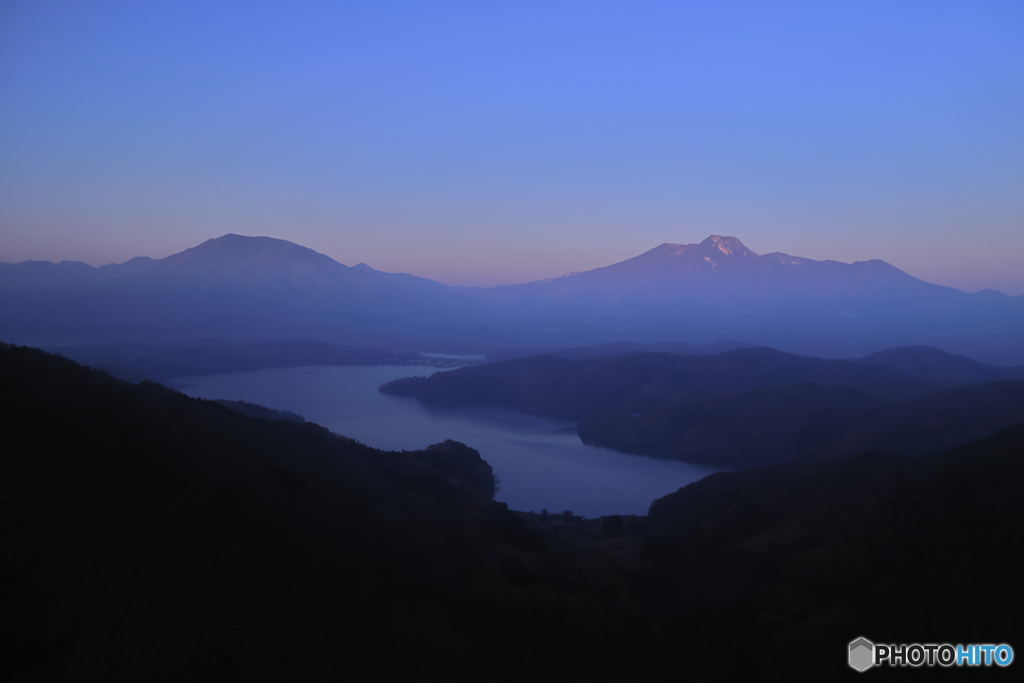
<box><xmin>4</xmin><ymin>234</ymin><xmax>1023</xmax><ymax>680</ymax></box>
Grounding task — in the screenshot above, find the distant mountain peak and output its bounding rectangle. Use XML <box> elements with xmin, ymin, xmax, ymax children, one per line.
<box><xmin>644</xmin><ymin>236</ymin><xmax>758</xmax><ymax>262</ymax></box>
<box><xmin>165</xmin><ymin>234</ymin><xmax>344</xmax><ymax>268</ymax></box>
<box><xmin>698</xmin><ymin>235</ymin><xmax>757</xmax><ymax>257</ymax></box>
<box><xmin>143</xmin><ymin>234</ymin><xmax>351</xmax><ymax>286</ymax></box>
<box><xmin>191</xmin><ymin>233</ymin><xmax>330</xmax><ymax>258</ymax></box>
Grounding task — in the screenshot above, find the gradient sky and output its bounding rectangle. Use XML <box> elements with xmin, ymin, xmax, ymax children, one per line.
<box><xmin>1</xmin><ymin>1</ymin><xmax>1022</xmax><ymax>293</ymax></box>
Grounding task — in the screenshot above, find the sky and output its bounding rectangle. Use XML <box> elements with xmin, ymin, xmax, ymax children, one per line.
<box><xmin>1</xmin><ymin>1</ymin><xmax>1022</xmax><ymax>293</ymax></box>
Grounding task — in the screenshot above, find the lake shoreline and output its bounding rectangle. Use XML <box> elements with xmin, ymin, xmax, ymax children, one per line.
<box><xmin>168</xmin><ymin>364</ymin><xmax>719</xmax><ymax>517</ymax></box>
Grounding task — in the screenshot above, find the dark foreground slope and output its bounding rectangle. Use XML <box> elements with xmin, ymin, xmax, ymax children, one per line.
<box><xmin>643</xmin><ymin>425</ymin><xmax>1024</xmax><ymax>679</ymax></box>
<box><xmin>4</xmin><ymin>344</ymin><xmax>1022</xmax><ymax>681</ymax></box>
<box><xmin>0</xmin><ymin>345</ymin><xmax>627</xmax><ymax>682</ymax></box>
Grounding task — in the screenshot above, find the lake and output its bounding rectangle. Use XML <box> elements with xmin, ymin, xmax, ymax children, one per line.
<box><xmin>168</xmin><ymin>365</ymin><xmax>718</xmax><ymax>517</ymax></box>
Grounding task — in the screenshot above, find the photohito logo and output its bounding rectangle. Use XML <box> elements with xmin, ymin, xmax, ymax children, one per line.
<box><xmin>848</xmin><ymin>637</ymin><xmax>1014</xmax><ymax>671</ymax></box>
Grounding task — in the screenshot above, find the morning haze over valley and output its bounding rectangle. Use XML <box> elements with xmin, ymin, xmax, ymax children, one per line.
<box><xmin>2</xmin><ymin>2</ymin><xmax>1022</xmax><ymax>681</ymax></box>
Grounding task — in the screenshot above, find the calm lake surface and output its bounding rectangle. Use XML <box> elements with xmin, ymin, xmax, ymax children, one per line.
<box><xmin>168</xmin><ymin>365</ymin><xmax>718</xmax><ymax>517</ymax></box>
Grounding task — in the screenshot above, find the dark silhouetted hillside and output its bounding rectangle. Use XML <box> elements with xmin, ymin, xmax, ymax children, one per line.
<box><xmin>579</xmin><ymin>379</ymin><xmax>1024</xmax><ymax>467</ymax></box>
<box><xmin>0</xmin><ymin>344</ymin><xmax>598</xmax><ymax>681</ymax></box>
<box><xmin>642</xmin><ymin>423</ymin><xmax>1024</xmax><ymax>679</ymax></box>
<box><xmin>382</xmin><ymin>347</ymin><xmax>941</xmax><ymax>419</ymax></box>
<box><xmin>385</xmin><ymin>347</ymin><xmax>1024</xmax><ymax>467</ymax></box>
<box><xmin>214</xmin><ymin>398</ymin><xmax>306</xmax><ymax>423</ymax></box>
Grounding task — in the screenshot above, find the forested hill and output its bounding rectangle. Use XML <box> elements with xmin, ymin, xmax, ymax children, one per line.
<box><xmin>639</xmin><ymin>422</ymin><xmax>1024</xmax><ymax>677</ymax></box>
<box><xmin>382</xmin><ymin>346</ymin><xmax>1024</xmax><ymax>467</ymax></box>
<box><xmin>0</xmin><ymin>344</ymin><xmax>566</xmax><ymax>681</ymax></box>
<box><xmin>381</xmin><ymin>347</ymin><xmax>946</xmax><ymax>419</ymax></box>
<box><xmin>3</xmin><ymin>342</ymin><xmax>1023</xmax><ymax>680</ymax></box>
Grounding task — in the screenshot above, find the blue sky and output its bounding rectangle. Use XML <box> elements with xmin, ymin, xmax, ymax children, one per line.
<box><xmin>2</xmin><ymin>1</ymin><xmax>1022</xmax><ymax>292</ymax></box>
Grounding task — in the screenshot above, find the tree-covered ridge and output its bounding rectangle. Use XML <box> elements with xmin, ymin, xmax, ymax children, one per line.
<box><xmin>383</xmin><ymin>347</ymin><xmax>1024</xmax><ymax>467</ymax></box>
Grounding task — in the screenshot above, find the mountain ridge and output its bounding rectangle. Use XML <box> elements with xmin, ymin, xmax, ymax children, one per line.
<box><xmin>500</xmin><ymin>234</ymin><xmax>947</xmax><ymax>297</ymax></box>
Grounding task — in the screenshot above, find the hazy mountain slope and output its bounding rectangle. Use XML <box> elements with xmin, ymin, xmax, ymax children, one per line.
<box><xmin>0</xmin><ymin>234</ymin><xmax>486</xmax><ymax>348</ymax></box>
<box><xmin>0</xmin><ymin>260</ymin><xmax>108</xmax><ymax>291</ymax></box>
<box><xmin>472</xmin><ymin>235</ymin><xmax>1024</xmax><ymax>363</ymax></box>
<box><xmin>495</xmin><ymin>235</ymin><xmax>923</xmax><ymax>294</ymax></box>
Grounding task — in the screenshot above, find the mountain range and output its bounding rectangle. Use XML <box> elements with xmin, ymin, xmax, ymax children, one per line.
<box><xmin>3</xmin><ymin>233</ymin><xmax>1022</xmax><ymax>363</ymax></box>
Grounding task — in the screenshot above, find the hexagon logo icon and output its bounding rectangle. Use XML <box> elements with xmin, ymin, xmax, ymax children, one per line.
<box><xmin>849</xmin><ymin>637</ymin><xmax>875</xmax><ymax>672</ymax></box>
